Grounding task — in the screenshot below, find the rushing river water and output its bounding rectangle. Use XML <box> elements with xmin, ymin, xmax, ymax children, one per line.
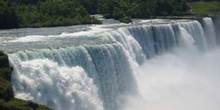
<box><xmin>0</xmin><ymin>18</ymin><xmax>220</xmax><ymax>110</ymax></box>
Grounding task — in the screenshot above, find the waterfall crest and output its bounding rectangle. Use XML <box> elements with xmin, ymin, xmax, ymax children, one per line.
<box><xmin>203</xmin><ymin>17</ymin><xmax>217</xmax><ymax>48</ymax></box>
<box><xmin>7</xmin><ymin>18</ymin><xmax>218</xmax><ymax>110</ymax></box>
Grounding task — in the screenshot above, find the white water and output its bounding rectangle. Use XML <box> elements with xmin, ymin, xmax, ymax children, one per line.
<box><xmin>122</xmin><ymin>18</ymin><xmax>220</xmax><ymax>110</ymax></box>
<box><xmin>9</xmin><ymin>44</ymin><xmax>139</xmax><ymax>110</ymax></box>
<box><xmin>5</xmin><ymin>18</ymin><xmax>220</xmax><ymax>110</ymax></box>
<box><xmin>203</xmin><ymin>17</ymin><xmax>217</xmax><ymax>48</ymax></box>
<box><xmin>123</xmin><ymin>47</ymin><xmax>220</xmax><ymax>110</ymax></box>
<box><xmin>11</xmin><ymin>59</ymin><xmax>103</xmax><ymax>110</ymax></box>
<box><xmin>122</xmin><ymin>26</ymin><xmax>220</xmax><ymax>109</ymax></box>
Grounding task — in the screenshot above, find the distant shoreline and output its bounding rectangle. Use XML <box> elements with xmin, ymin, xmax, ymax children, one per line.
<box><xmin>0</xmin><ymin>1</ymin><xmax>219</xmax><ymax>30</ymax></box>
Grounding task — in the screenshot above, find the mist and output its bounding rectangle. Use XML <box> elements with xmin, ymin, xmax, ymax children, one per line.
<box><xmin>122</xmin><ymin>46</ymin><xmax>220</xmax><ymax>110</ymax></box>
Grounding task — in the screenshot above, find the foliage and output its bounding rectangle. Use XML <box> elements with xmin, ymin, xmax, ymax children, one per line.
<box><xmin>188</xmin><ymin>2</ymin><xmax>220</xmax><ymax>16</ymax></box>
<box><xmin>0</xmin><ymin>52</ymin><xmax>11</xmax><ymax>81</ymax></box>
<box><xmin>77</xmin><ymin>0</ymin><xmax>100</xmax><ymax>14</ymax></box>
<box><xmin>0</xmin><ymin>0</ymin><xmax>191</xmax><ymax>29</ymax></box>
<box><xmin>0</xmin><ymin>78</ymin><xmax>13</xmax><ymax>101</ymax></box>
<box><xmin>17</xmin><ymin>0</ymin><xmax>101</xmax><ymax>27</ymax></box>
<box><xmin>186</xmin><ymin>0</ymin><xmax>220</xmax><ymax>2</ymax></box>
<box><xmin>0</xmin><ymin>52</ymin><xmax>14</xmax><ymax>102</ymax></box>
<box><xmin>0</xmin><ymin>98</ymin><xmax>50</xmax><ymax>110</ymax></box>
<box><xmin>0</xmin><ymin>0</ymin><xmax>19</xmax><ymax>29</ymax></box>
<box><xmin>98</xmin><ymin>0</ymin><xmax>189</xmax><ymax>20</ymax></box>
<box><xmin>119</xmin><ymin>16</ymin><xmax>132</xmax><ymax>23</ymax></box>
<box><xmin>0</xmin><ymin>0</ymin><xmax>101</xmax><ymax>29</ymax></box>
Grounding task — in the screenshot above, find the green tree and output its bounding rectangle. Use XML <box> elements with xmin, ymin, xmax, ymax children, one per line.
<box><xmin>0</xmin><ymin>0</ymin><xmax>18</xmax><ymax>29</ymax></box>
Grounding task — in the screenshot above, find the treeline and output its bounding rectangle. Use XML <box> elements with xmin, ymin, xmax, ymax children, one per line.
<box><xmin>0</xmin><ymin>0</ymin><xmax>101</xmax><ymax>29</ymax></box>
<box><xmin>0</xmin><ymin>0</ymin><xmax>19</xmax><ymax>29</ymax></box>
<box><xmin>97</xmin><ymin>0</ymin><xmax>189</xmax><ymax>21</ymax></box>
<box><xmin>77</xmin><ymin>0</ymin><xmax>189</xmax><ymax>22</ymax></box>
<box><xmin>0</xmin><ymin>0</ymin><xmax>189</xmax><ymax>29</ymax></box>
<box><xmin>186</xmin><ymin>0</ymin><xmax>220</xmax><ymax>2</ymax></box>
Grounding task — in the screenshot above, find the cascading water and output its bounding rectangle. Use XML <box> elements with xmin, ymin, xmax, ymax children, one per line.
<box><xmin>9</xmin><ymin>43</ymin><xmax>139</xmax><ymax>110</ymax></box>
<box><xmin>122</xmin><ymin>19</ymin><xmax>220</xmax><ymax>110</ymax></box>
<box><xmin>179</xmin><ymin>20</ymin><xmax>208</xmax><ymax>51</ymax></box>
<box><xmin>203</xmin><ymin>17</ymin><xmax>217</xmax><ymax>48</ymax></box>
<box><xmin>127</xmin><ymin>24</ymin><xmax>178</xmax><ymax>57</ymax></box>
<box><xmin>1</xmin><ymin>17</ymin><xmax>219</xmax><ymax>110</ymax></box>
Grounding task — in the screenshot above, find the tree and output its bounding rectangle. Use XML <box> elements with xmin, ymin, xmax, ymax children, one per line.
<box><xmin>0</xmin><ymin>0</ymin><xmax>18</xmax><ymax>29</ymax></box>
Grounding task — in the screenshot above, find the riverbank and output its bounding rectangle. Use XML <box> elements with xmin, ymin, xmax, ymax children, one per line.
<box><xmin>0</xmin><ymin>51</ymin><xmax>51</xmax><ymax>110</ymax></box>
<box><xmin>187</xmin><ymin>1</ymin><xmax>220</xmax><ymax>16</ymax></box>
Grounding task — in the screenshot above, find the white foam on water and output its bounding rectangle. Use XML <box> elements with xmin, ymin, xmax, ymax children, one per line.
<box><xmin>6</xmin><ymin>25</ymin><xmax>113</xmax><ymax>43</ymax></box>
<box><xmin>10</xmin><ymin>58</ymin><xmax>103</xmax><ymax>110</ymax></box>
<box><xmin>122</xmin><ymin>23</ymin><xmax>220</xmax><ymax>110</ymax></box>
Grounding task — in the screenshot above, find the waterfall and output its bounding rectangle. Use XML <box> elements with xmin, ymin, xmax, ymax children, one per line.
<box><xmin>125</xmin><ymin>20</ymin><xmax>210</xmax><ymax>57</ymax></box>
<box><xmin>9</xmin><ymin>43</ymin><xmax>139</xmax><ymax>110</ymax></box>
<box><xmin>178</xmin><ymin>20</ymin><xmax>208</xmax><ymax>51</ymax></box>
<box><xmin>7</xmin><ymin>17</ymin><xmax>218</xmax><ymax>110</ymax></box>
<box><xmin>203</xmin><ymin>17</ymin><xmax>217</xmax><ymax>48</ymax></box>
<box><xmin>127</xmin><ymin>25</ymin><xmax>156</xmax><ymax>58</ymax></box>
<box><xmin>122</xmin><ymin>18</ymin><xmax>220</xmax><ymax>110</ymax></box>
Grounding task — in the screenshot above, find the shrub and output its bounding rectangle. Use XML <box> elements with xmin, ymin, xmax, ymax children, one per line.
<box><xmin>119</xmin><ymin>16</ymin><xmax>132</xmax><ymax>23</ymax></box>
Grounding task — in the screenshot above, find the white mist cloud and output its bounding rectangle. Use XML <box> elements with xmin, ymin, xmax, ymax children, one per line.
<box><xmin>122</xmin><ymin>47</ymin><xmax>220</xmax><ymax>110</ymax></box>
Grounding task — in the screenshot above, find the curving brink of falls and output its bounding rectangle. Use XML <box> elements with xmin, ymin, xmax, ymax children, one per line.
<box><xmin>9</xmin><ymin>44</ymin><xmax>138</xmax><ymax>110</ymax></box>
<box><xmin>126</xmin><ymin>20</ymin><xmax>208</xmax><ymax>57</ymax></box>
<box><xmin>6</xmin><ymin>17</ymin><xmax>219</xmax><ymax>110</ymax></box>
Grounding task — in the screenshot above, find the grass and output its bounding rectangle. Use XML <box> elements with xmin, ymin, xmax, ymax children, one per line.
<box><xmin>187</xmin><ymin>2</ymin><xmax>220</xmax><ymax>16</ymax></box>
<box><xmin>0</xmin><ymin>51</ymin><xmax>51</xmax><ymax>110</ymax></box>
<box><xmin>0</xmin><ymin>98</ymin><xmax>50</xmax><ymax>110</ymax></box>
